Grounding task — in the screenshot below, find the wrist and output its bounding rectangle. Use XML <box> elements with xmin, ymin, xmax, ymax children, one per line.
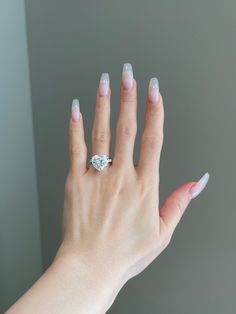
<box><xmin>52</xmin><ymin>246</ymin><xmax>126</xmax><ymax>313</ymax></box>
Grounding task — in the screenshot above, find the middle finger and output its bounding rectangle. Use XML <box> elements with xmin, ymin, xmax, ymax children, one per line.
<box><xmin>113</xmin><ymin>63</ymin><xmax>137</xmax><ymax>169</ymax></box>
<box><xmin>91</xmin><ymin>73</ymin><xmax>111</xmax><ymax>157</ymax></box>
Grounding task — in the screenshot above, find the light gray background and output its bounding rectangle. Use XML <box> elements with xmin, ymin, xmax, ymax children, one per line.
<box><xmin>0</xmin><ymin>1</ymin><xmax>42</xmax><ymax>313</ymax></box>
<box><xmin>1</xmin><ymin>0</ymin><xmax>236</xmax><ymax>312</ymax></box>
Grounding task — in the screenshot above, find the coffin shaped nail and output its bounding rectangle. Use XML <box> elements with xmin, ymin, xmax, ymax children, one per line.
<box><xmin>71</xmin><ymin>99</ymin><xmax>81</xmax><ymax>122</ymax></box>
<box><xmin>99</xmin><ymin>73</ymin><xmax>110</xmax><ymax>97</ymax></box>
<box><xmin>148</xmin><ymin>77</ymin><xmax>160</xmax><ymax>103</ymax></box>
<box><xmin>122</xmin><ymin>63</ymin><xmax>134</xmax><ymax>90</ymax></box>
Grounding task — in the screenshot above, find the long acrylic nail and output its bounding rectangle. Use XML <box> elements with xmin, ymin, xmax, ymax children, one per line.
<box><xmin>122</xmin><ymin>63</ymin><xmax>133</xmax><ymax>90</ymax></box>
<box><xmin>189</xmin><ymin>172</ymin><xmax>210</xmax><ymax>199</ymax></box>
<box><xmin>148</xmin><ymin>78</ymin><xmax>160</xmax><ymax>103</ymax></box>
<box><xmin>99</xmin><ymin>73</ymin><xmax>110</xmax><ymax>97</ymax></box>
<box><xmin>71</xmin><ymin>99</ymin><xmax>81</xmax><ymax>122</ymax></box>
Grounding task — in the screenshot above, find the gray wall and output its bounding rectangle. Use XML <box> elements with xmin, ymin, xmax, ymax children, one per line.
<box><xmin>16</xmin><ymin>0</ymin><xmax>236</xmax><ymax>313</ymax></box>
<box><xmin>0</xmin><ymin>1</ymin><xmax>42</xmax><ymax>312</ymax></box>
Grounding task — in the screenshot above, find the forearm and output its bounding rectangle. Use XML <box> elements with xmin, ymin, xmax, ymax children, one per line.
<box><xmin>6</xmin><ymin>251</ymin><xmax>125</xmax><ymax>314</ymax></box>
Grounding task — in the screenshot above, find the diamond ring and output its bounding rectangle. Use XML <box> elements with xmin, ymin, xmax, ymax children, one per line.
<box><xmin>89</xmin><ymin>155</ymin><xmax>112</xmax><ymax>172</ymax></box>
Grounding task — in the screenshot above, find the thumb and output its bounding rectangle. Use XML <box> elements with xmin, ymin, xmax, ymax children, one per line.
<box><xmin>160</xmin><ymin>172</ymin><xmax>210</xmax><ymax>235</ymax></box>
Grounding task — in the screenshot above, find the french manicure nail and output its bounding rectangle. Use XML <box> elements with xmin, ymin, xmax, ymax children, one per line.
<box><xmin>99</xmin><ymin>73</ymin><xmax>110</xmax><ymax>97</ymax></box>
<box><xmin>71</xmin><ymin>99</ymin><xmax>81</xmax><ymax>122</ymax></box>
<box><xmin>122</xmin><ymin>63</ymin><xmax>133</xmax><ymax>90</ymax></box>
<box><xmin>148</xmin><ymin>77</ymin><xmax>160</xmax><ymax>103</ymax></box>
<box><xmin>189</xmin><ymin>172</ymin><xmax>210</xmax><ymax>199</ymax></box>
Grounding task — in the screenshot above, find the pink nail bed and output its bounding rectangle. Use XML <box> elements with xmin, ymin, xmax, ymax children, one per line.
<box><xmin>71</xmin><ymin>99</ymin><xmax>81</xmax><ymax>122</ymax></box>
<box><xmin>148</xmin><ymin>78</ymin><xmax>160</xmax><ymax>103</ymax></box>
<box><xmin>99</xmin><ymin>73</ymin><xmax>110</xmax><ymax>97</ymax></box>
<box><xmin>122</xmin><ymin>63</ymin><xmax>134</xmax><ymax>90</ymax></box>
<box><xmin>189</xmin><ymin>172</ymin><xmax>210</xmax><ymax>199</ymax></box>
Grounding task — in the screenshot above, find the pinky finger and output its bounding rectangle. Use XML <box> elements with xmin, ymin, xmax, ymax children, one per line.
<box><xmin>68</xmin><ymin>99</ymin><xmax>87</xmax><ymax>176</ymax></box>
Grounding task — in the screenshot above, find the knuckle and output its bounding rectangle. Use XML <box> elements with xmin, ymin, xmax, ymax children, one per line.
<box><xmin>142</xmin><ymin>134</ymin><xmax>162</xmax><ymax>150</ymax></box>
<box><xmin>120</xmin><ymin>92</ymin><xmax>137</xmax><ymax>104</ymax></box>
<box><xmin>70</xmin><ymin>144</ymin><xmax>83</xmax><ymax>158</ymax></box>
<box><xmin>117</xmin><ymin>123</ymin><xmax>137</xmax><ymax>139</ymax></box>
<box><xmin>95</xmin><ymin>99</ymin><xmax>110</xmax><ymax>113</ymax></box>
<box><xmin>137</xmin><ymin>162</ymin><xmax>159</xmax><ymax>184</ymax></box>
<box><xmin>92</xmin><ymin>130</ymin><xmax>110</xmax><ymax>144</ymax></box>
<box><xmin>109</xmin><ymin>175</ymin><xmax>124</xmax><ymax>195</ymax></box>
<box><xmin>96</xmin><ymin>99</ymin><xmax>106</xmax><ymax>110</ymax></box>
<box><xmin>137</xmin><ymin>179</ymin><xmax>152</xmax><ymax>197</ymax></box>
<box><xmin>137</xmin><ymin>178</ymin><xmax>157</xmax><ymax>199</ymax></box>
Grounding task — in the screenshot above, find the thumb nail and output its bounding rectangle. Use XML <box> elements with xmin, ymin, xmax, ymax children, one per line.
<box><xmin>189</xmin><ymin>172</ymin><xmax>210</xmax><ymax>199</ymax></box>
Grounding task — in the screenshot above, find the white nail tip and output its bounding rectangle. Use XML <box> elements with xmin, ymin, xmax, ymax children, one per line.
<box><xmin>100</xmin><ymin>73</ymin><xmax>109</xmax><ymax>83</ymax></box>
<box><xmin>190</xmin><ymin>172</ymin><xmax>210</xmax><ymax>199</ymax></box>
<box><xmin>99</xmin><ymin>73</ymin><xmax>110</xmax><ymax>96</ymax></box>
<box><xmin>148</xmin><ymin>77</ymin><xmax>160</xmax><ymax>102</ymax></box>
<box><xmin>122</xmin><ymin>63</ymin><xmax>133</xmax><ymax>76</ymax></box>
<box><xmin>198</xmin><ymin>172</ymin><xmax>210</xmax><ymax>186</ymax></box>
<box><xmin>72</xmin><ymin>99</ymin><xmax>80</xmax><ymax>111</ymax></box>
<box><xmin>149</xmin><ymin>77</ymin><xmax>159</xmax><ymax>90</ymax></box>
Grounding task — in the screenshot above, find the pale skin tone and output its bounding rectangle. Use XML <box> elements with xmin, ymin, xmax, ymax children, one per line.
<box><xmin>6</xmin><ymin>64</ymin><xmax>209</xmax><ymax>314</ymax></box>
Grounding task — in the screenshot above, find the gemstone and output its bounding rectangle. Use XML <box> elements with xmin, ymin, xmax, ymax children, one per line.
<box><xmin>91</xmin><ymin>155</ymin><xmax>109</xmax><ymax>171</ymax></box>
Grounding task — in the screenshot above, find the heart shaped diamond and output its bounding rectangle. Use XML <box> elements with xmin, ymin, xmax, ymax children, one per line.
<box><xmin>90</xmin><ymin>155</ymin><xmax>109</xmax><ymax>171</ymax></box>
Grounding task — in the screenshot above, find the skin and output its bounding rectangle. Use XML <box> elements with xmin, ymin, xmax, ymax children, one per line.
<box><xmin>7</xmin><ymin>73</ymin><xmax>203</xmax><ymax>314</ymax></box>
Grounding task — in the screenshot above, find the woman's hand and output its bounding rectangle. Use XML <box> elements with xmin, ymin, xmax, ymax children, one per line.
<box><xmin>55</xmin><ymin>63</ymin><xmax>209</xmax><ymax>311</ymax></box>
<box><xmin>7</xmin><ymin>63</ymin><xmax>209</xmax><ymax>314</ymax></box>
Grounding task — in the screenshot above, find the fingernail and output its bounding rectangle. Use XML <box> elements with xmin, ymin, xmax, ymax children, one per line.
<box><xmin>71</xmin><ymin>99</ymin><xmax>81</xmax><ymax>122</ymax></box>
<box><xmin>122</xmin><ymin>63</ymin><xmax>133</xmax><ymax>90</ymax></box>
<box><xmin>189</xmin><ymin>172</ymin><xmax>210</xmax><ymax>199</ymax></box>
<box><xmin>148</xmin><ymin>77</ymin><xmax>160</xmax><ymax>103</ymax></box>
<box><xmin>99</xmin><ymin>73</ymin><xmax>110</xmax><ymax>97</ymax></box>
